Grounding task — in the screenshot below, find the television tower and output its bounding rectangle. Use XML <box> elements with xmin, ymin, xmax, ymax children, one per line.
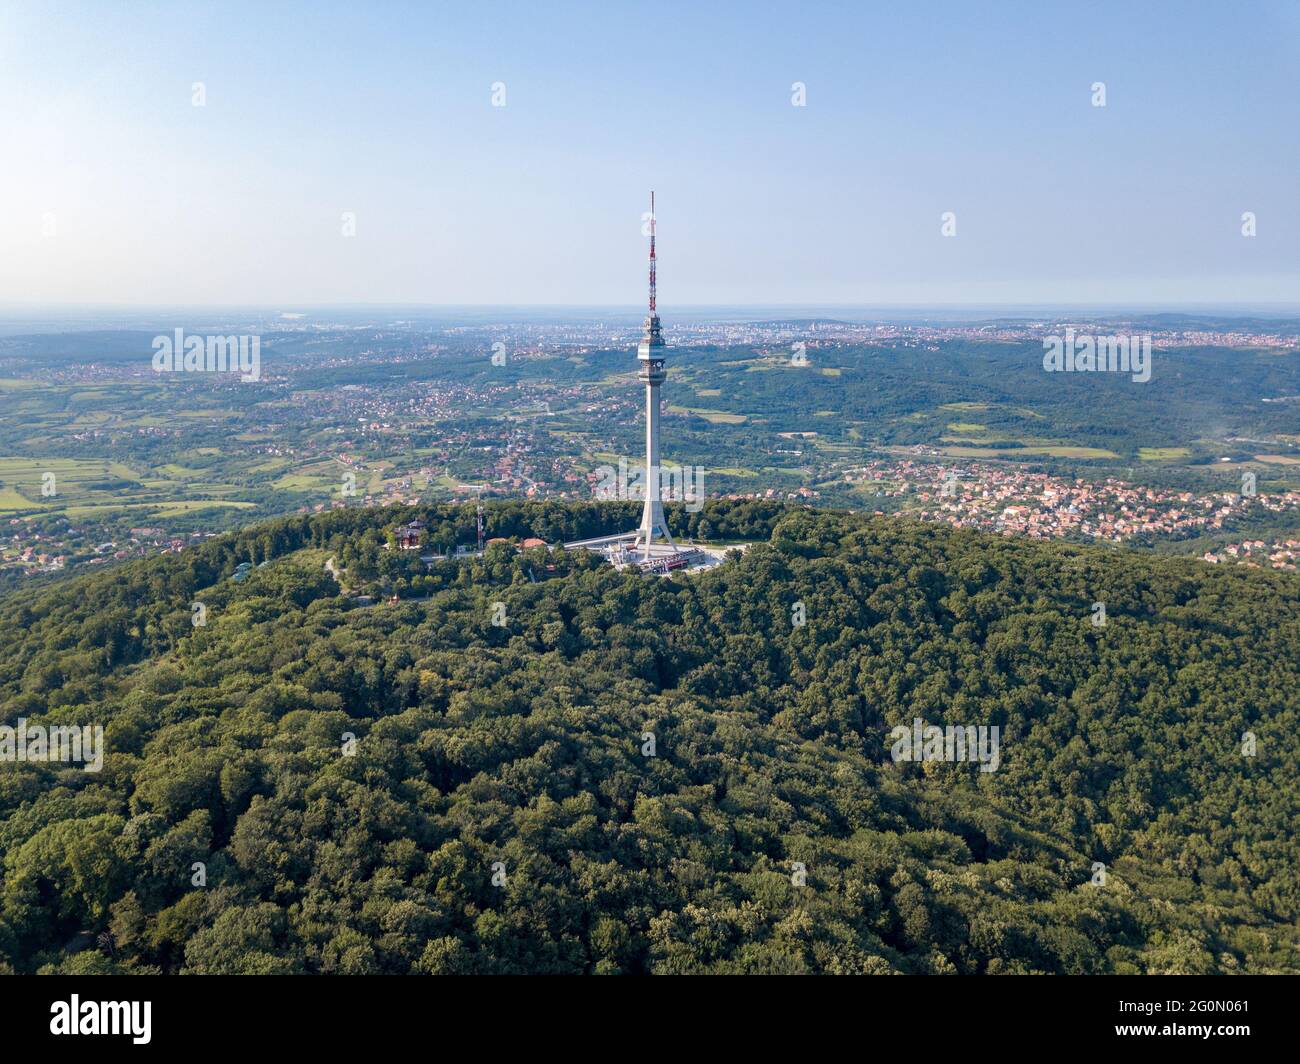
<box><xmin>633</xmin><ymin>191</ymin><xmax>674</xmax><ymax>556</ymax></box>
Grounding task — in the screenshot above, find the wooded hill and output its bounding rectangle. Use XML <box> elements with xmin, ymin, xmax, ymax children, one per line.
<box><xmin>0</xmin><ymin>499</ymin><xmax>1296</xmax><ymax>973</ymax></box>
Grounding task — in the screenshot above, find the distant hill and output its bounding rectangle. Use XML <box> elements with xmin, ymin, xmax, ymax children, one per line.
<box><xmin>0</xmin><ymin>500</ymin><xmax>1296</xmax><ymax>974</ymax></box>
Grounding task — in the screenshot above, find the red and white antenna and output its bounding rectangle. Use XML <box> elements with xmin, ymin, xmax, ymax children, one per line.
<box><xmin>648</xmin><ymin>190</ymin><xmax>656</xmax><ymax>315</ymax></box>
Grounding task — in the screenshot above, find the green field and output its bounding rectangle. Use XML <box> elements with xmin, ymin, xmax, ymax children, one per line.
<box><xmin>0</xmin><ymin>456</ymin><xmax>146</xmax><ymax>514</ymax></box>
<box><xmin>61</xmin><ymin>500</ymin><xmax>257</xmax><ymax>519</ymax></box>
<box><xmin>940</xmin><ymin>445</ymin><xmax>1121</xmax><ymax>459</ymax></box>
<box><xmin>667</xmin><ymin>405</ymin><xmax>748</xmax><ymax>425</ymax></box>
<box><xmin>0</xmin><ymin>487</ymin><xmax>39</xmax><ymax>512</ymax></box>
<box><xmin>273</xmin><ymin>473</ymin><xmax>335</xmax><ymax>491</ymax></box>
<box><xmin>0</xmin><ymin>452</ymin><xmax>273</xmax><ymax>522</ymax></box>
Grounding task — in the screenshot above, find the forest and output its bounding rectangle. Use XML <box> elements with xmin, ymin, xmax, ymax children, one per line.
<box><xmin>0</xmin><ymin>498</ymin><xmax>1296</xmax><ymax>974</ymax></box>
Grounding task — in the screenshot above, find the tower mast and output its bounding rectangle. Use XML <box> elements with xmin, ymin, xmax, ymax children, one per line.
<box><xmin>648</xmin><ymin>191</ymin><xmax>656</xmax><ymax>315</ymax></box>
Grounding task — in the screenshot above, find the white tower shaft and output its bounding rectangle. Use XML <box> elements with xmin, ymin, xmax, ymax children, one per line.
<box><xmin>636</xmin><ymin>368</ymin><xmax>672</xmax><ymax>550</ymax></box>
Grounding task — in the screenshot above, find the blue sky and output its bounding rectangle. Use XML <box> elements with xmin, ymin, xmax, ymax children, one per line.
<box><xmin>1</xmin><ymin>0</ymin><xmax>1298</xmax><ymax>306</ymax></box>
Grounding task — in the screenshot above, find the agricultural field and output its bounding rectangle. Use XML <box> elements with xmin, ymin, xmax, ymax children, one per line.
<box><xmin>0</xmin><ymin>456</ymin><xmax>146</xmax><ymax>514</ymax></box>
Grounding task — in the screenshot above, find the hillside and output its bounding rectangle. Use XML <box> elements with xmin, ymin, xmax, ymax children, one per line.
<box><xmin>0</xmin><ymin>500</ymin><xmax>1297</xmax><ymax>974</ymax></box>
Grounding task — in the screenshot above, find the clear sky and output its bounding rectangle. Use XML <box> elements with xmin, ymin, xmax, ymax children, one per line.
<box><xmin>1</xmin><ymin>0</ymin><xmax>1298</xmax><ymax>307</ymax></box>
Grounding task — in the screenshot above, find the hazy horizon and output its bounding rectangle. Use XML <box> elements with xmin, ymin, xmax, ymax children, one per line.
<box><xmin>4</xmin><ymin>300</ymin><xmax>1300</xmax><ymax>317</ymax></box>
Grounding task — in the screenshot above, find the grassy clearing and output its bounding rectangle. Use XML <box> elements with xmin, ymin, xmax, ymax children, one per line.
<box><xmin>940</xmin><ymin>445</ymin><xmax>1120</xmax><ymax>459</ymax></box>
<box><xmin>152</xmin><ymin>500</ymin><xmax>256</xmax><ymax>516</ymax></box>
<box><xmin>0</xmin><ymin>488</ymin><xmax>39</xmax><ymax>513</ymax></box>
<box><xmin>273</xmin><ymin>473</ymin><xmax>333</xmax><ymax>491</ymax></box>
<box><xmin>249</xmin><ymin>457</ymin><xmax>293</xmax><ymax>473</ymax></box>
<box><xmin>667</xmin><ymin>405</ymin><xmax>747</xmax><ymax>425</ymax></box>
<box><xmin>59</xmin><ymin>500</ymin><xmax>256</xmax><ymax>519</ymax></box>
<box><xmin>0</xmin><ymin>457</ymin><xmax>142</xmax><ymax>497</ymax></box>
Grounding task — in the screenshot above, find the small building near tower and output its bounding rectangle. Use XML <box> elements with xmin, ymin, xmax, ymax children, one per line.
<box><xmin>395</xmin><ymin>520</ymin><xmax>426</xmax><ymax>550</ymax></box>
